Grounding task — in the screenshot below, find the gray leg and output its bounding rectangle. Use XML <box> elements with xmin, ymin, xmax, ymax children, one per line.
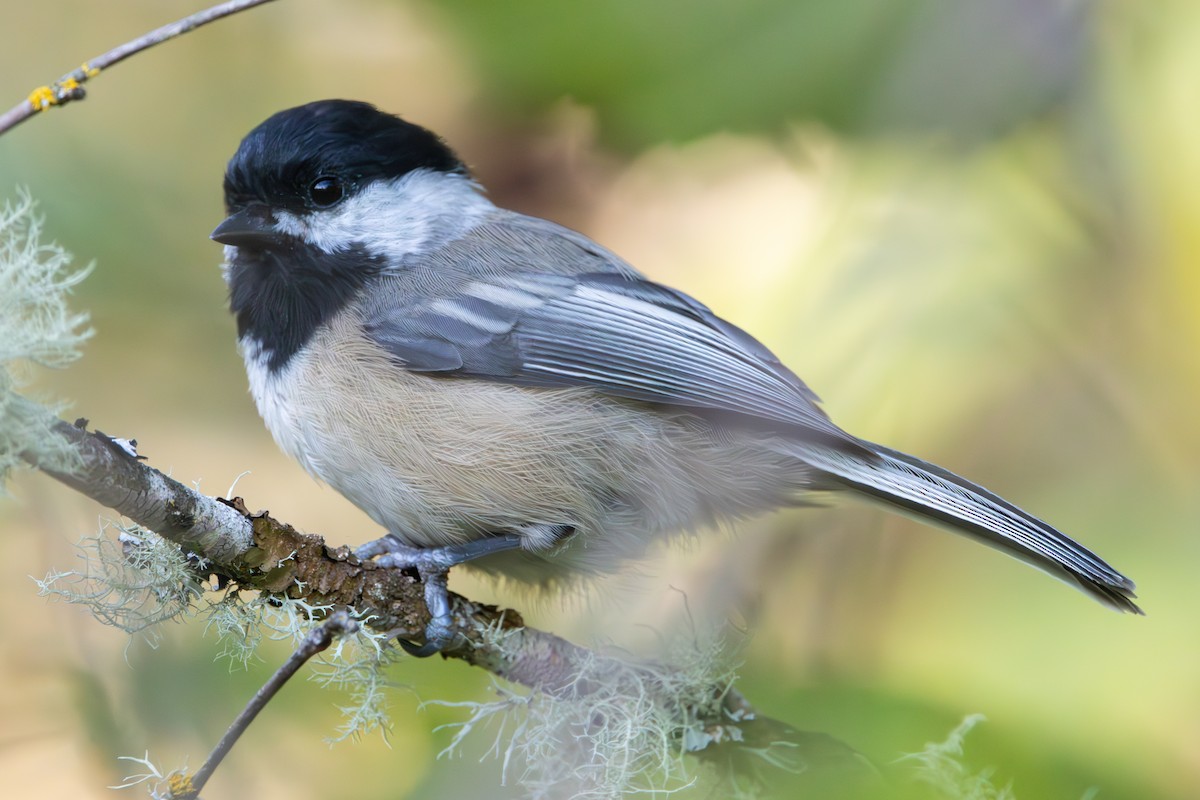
<box><xmin>355</xmin><ymin>533</ymin><xmax>524</xmax><ymax>657</ymax></box>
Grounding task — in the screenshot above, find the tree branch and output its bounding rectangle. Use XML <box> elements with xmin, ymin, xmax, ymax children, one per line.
<box><xmin>25</xmin><ymin>410</ymin><xmax>252</xmax><ymax>564</ymax></box>
<box><xmin>0</xmin><ymin>0</ymin><xmax>280</xmax><ymax>136</ymax></box>
<box><xmin>19</xmin><ymin>407</ymin><xmax>866</xmax><ymax>780</ymax></box>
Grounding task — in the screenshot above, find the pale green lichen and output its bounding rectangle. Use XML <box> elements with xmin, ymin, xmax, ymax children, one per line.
<box><xmin>313</xmin><ymin>613</ymin><xmax>399</xmax><ymax>743</ymax></box>
<box><xmin>204</xmin><ymin>590</ymin><xmax>272</xmax><ymax>669</ymax></box>
<box><xmin>39</xmin><ymin>519</ymin><xmax>394</xmax><ymax>744</ymax></box>
<box><xmin>203</xmin><ymin>591</ymin><xmax>396</xmax><ymax>740</ymax></box>
<box><xmin>897</xmin><ymin>715</ymin><xmax>1015</xmax><ymax>800</ymax></box>
<box><xmin>35</xmin><ymin>522</ymin><xmax>203</xmax><ymax>645</ymax></box>
<box><xmin>431</xmin><ymin>629</ymin><xmax>740</xmax><ymax>799</ymax></box>
<box><xmin>0</xmin><ymin>190</ymin><xmax>92</xmax><ymax>487</ymax></box>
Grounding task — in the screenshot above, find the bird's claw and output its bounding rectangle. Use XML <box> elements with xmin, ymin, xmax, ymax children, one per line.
<box><xmin>355</xmin><ymin>532</ymin><xmax>525</xmax><ymax>656</ymax></box>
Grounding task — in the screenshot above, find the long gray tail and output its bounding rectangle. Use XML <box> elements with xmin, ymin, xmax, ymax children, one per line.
<box><xmin>798</xmin><ymin>440</ymin><xmax>1141</xmax><ymax>614</ymax></box>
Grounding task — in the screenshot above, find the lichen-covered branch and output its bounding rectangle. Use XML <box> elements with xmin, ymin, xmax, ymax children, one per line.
<box><xmin>17</xmin><ymin>410</ymin><xmax>865</xmax><ymax>781</ymax></box>
<box><xmin>24</xmin><ymin>409</ymin><xmax>253</xmax><ymax>563</ymax></box>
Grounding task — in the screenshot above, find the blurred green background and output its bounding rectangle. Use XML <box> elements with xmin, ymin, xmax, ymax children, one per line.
<box><xmin>1</xmin><ymin>0</ymin><xmax>1196</xmax><ymax>797</ymax></box>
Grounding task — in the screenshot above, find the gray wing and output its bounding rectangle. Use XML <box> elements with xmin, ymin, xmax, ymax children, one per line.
<box><xmin>365</xmin><ymin>268</ymin><xmax>863</xmax><ymax>449</ymax></box>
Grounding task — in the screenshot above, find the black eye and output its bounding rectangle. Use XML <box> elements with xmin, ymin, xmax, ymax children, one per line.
<box><xmin>307</xmin><ymin>176</ymin><xmax>345</xmax><ymax>208</ymax></box>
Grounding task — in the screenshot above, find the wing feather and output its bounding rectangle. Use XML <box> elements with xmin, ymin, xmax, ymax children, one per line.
<box><xmin>366</xmin><ymin>271</ymin><xmax>861</xmax><ymax>448</ymax></box>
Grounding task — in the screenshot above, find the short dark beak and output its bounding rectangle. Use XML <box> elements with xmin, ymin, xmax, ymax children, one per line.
<box><xmin>211</xmin><ymin>205</ymin><xmax>289</xmax><ymax>248</ymax></box>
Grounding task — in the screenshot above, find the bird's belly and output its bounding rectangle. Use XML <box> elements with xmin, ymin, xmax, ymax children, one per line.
<box><xmin>246</xmin><ymin>343</ymin><xmax>569</xmax><ymax>548</ymax></box>
<box><xmin>241</xmin><ymin>326</ymin><xmax>807</xmax><ymax>583</ymax></box>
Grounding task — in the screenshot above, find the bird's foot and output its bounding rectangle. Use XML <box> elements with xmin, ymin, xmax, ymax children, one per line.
<box><xmin>355</xmin><ymin>533</ymin><xmax>523</xmax><ymax>657</ymax></box>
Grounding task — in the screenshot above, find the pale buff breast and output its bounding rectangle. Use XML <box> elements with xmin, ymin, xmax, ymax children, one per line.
<box><xmin>243</xmin><ymin>311</ymin><xmax>811</xmax><ymax>585</ymax></box>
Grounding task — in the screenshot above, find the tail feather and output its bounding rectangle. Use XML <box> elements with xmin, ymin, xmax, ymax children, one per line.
<box><xmin>799</xmin><ymin>440</ymin><xmax>1141</xmax><ymax>614</ymax></box>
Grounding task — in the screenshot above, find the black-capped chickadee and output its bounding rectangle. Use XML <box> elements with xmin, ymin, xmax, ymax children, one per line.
<box><xmin>213</xmin><ymin>100</ymin><xmax>1139</xmax><ymax>655</ymax></box>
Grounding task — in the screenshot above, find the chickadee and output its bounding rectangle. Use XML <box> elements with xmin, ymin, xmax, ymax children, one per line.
<box><xmin>213</xmin><ymin>100</ymin><xmax>1139</xmax><ymax>655</ymax></box>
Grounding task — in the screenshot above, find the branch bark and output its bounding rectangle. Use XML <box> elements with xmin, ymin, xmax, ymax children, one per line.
<box><xmin>19</xmin><ymin>407</ymin><xmax>867</xmax><ymax>780</ymax></box>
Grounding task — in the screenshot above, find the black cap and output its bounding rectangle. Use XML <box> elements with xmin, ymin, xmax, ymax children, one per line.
<box><xmin>222</xmin><ymin>100</ymin><xmax>466</xmax><ymax>214</ymax></box>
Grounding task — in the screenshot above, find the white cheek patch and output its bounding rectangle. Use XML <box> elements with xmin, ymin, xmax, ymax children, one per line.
<box><xmin>276</xmin><ymin>170</ymin><xmax>495</xmax><ymax>264</ymax></box>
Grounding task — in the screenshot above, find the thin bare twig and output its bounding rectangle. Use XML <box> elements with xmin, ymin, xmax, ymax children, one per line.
<box><xmin>0</xmin><ymin>0</ymin><xmax>280</xmax><ymax>136</ymax></box>
<box><xmin>176</xmin><ymin>611</ymin><xmax>359</xmax><ymax>799</ymax></box>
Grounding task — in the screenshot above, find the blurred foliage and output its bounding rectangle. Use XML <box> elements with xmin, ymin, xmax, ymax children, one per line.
<box><xmin>436</xmin><ymin>0</ymin><xmax>1086</xmax><ymax>148</ymax></box>
<box><xmin>0</xmin><ymin>0</ymin><xmax>1197</xmax><ymax>798</ymax></box>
